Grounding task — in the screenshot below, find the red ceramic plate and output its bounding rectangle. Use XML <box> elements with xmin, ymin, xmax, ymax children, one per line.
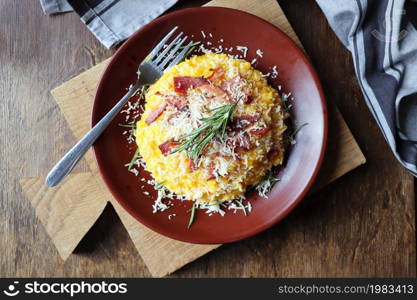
<box><xmin>92</xmin><ymin>7</ymin><xmax>327</xmax><ymax>244</ymax></box>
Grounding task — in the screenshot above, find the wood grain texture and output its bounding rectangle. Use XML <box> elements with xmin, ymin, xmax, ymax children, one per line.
<box><xmin>1</xmin><ymin>0</ymin><xmax>415</xmax><ymax>277</ymax></box>
<box><xmin>20</xmin><ymin>174</ymin><xmax>107</xmax><ymax>260</ymax></box>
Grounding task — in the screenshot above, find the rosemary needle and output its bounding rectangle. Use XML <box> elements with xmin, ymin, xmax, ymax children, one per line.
<box><xmin>179</xmin><ymin>41</ymin><xmax>201</xmax><ymax>50</ymax></box>
<box><xmin>118</xmin><ymin>123</ymin><xmax>136</xmax><ymax>128</ymax></box>
<box><xmin>291</xmin><ymin>122</ymin><xmax>309</xmax><ymax>138</ymax></box>
<box><xmin>126</xmin><ymin>148</ymin><xmax>140</xmax><ymax>170</ymax></box>
<box><xmin>188</xmin><ymin>203</ymin><xmax>196</xmax><ymax>229</ymax></box>
<box><xmin>180</xmin><ymin>41</ymin><xmax>201</xmax><ymax>61</ymax></box>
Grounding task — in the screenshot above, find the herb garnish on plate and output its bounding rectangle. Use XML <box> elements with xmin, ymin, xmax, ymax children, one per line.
<box><xmin>170</xmin><ymin>101</ymin><xmax>238</xmax><ymax>162</ymax></box>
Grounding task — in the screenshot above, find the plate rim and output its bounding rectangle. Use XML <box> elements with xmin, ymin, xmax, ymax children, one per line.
<box><xmin>91</xmin><ymin>6</ymin><xmax>328</xmax><ymax>244</ymax></box>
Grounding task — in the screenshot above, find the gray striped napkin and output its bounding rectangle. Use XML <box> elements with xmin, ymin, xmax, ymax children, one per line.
<box><xmin>39</xmin><ymin>0</ymin><xmax>178</xmax><ymax>48</ymax></box>
<box><xmin>316</xmin><ymin>0</ymin><xmax>417</xmax><ymax>176</ymax></box>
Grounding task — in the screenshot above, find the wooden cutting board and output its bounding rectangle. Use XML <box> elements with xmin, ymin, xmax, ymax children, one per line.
<box><xmin>20</xmin><ymin>0</ymin><xmax>366</xmax><ymax>277</ymax></box>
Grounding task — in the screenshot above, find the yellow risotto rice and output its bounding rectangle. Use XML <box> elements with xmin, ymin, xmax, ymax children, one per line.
<box><xmin>135</xmin><ymin>52</ymin><xmax>287</xmax><ymax>203</ymax></box>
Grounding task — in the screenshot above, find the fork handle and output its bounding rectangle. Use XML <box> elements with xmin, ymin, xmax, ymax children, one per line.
<box><xmin>45</xmin><ymin>82</ymin><xmax>141</xmax><ymax>187</ymax></box>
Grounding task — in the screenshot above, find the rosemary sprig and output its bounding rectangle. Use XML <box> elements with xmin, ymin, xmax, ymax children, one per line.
<box><xmin>255</xmin><ymin>171</ymin><xmax>280</xmax><ymax>198</ymax></box>
<box><xmin>188</xmin><ymin>203</ymin><xmax>196</xmax><ymax>229</ymax></box>
<box><xmin>181</xmin><ymin>42</ymin><xmax>201</xmax><ymax>62</ymax></box>
<box><xmin>119</xmin><ymin>123</ymin><xmax>136</xmax><ymax>144</ymax></box>
<box><xmin>125</xmin><ymin>148</ymin><xmax>140</xmax><ymax>170</ymax></box>
<box><xmin>170</xmin><ymin>101</ymin><xmax>238</xmax><ymax>162</ymax></box>
<box><xmin>291</xmin><ymin>122</ymin><xmax>308</xmax><ymax>138</ymax></box>
<box><xmin>179</xmin><ymin>41</ymin><xmax>201</xmax><ymax>50</ymax></box>
<box><xmin>118</xmin><ymin>123</ymin><xmax>136</xmax><ymax>129</ymax></box>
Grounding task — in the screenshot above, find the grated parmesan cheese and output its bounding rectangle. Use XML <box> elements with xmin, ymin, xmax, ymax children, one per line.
<box><xmin>198</xmin><ymin>43</ymin><xmax>210</xmax><ymax>54</ymax></box>
<box><xmin>198</xmin><ymin>202</ymin><xmax>226</xmax><ymax>216</ymax></box>
<box><xmin>246</xmin><ymin>201</ymin><xmax>252</xmax><ymax>212</ymax></box>
<box><xmin>128</xmin><ymin>168</ymin><xmax>139</xmax><ymax>176</ymax></box>
<box><xmin>151</xmin><ymin>185</ymin><xmax>174</xmax><ymax>213</ymax></box>
<box><xmin>168</xmin><ymin>214</ymin><xmax>176</xmax><ymax>220</ymax></box>
<box><xmin>256</xmin><ymin>49</ymin><xmax>264</xmax><ymax>57</ymax></box>
<box><xmin>271</xmin><ymin>65</ymin><xmax>278</xmax><ymax>79</ymax></box>
<box><xmin>214</xmin><ymin>45</ymin><xmax>223</xmax><ymax>54</ymax></box>
<box><xmin>236</xmin><ymin>46</ymin><xmax>248</xmax><ymax>57</ymax></box>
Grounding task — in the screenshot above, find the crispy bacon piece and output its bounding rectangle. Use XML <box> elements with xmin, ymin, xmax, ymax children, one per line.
<box><xmin>245</xmin><ymin>95</ymin><xmax>254</xmax><ymax>104</ymax></box>
<box><xmin>167</xmin><ymin>109</ymin><xmax>191</xmax><ymax>125</ymax></box>
<box><xmin>158</xmin><ymin>139</ymin><xmax>178</xmax><ymax>156</ymax></box>
<box><xmin>199</xmin><ymin>84</ymin><xmax>232</xmax><ymax>103</ymax></box>
<box><xmin>210</xmin><ymin>151</ymin><xmax>231</xmax><ymax>159</ymax></box>
<box><xmin>188</xmin><ymin>159</ymin><xmax>198</xmax><ymax>172</ymax></box>
<box><xmin>208</xmin><ymin>68</ymin><xmax>225</xmax><ymax>82</ymax></box>
<box><xmin>167</xmin><ymin>112</ymin><xmax>178</xmax><ymax>123</ymax></box>
<box><xmin>145</xmin><ymin>102</ymin><xmax>167</xmax><ymax>125</ymax></box>
<box><xmin>221</xmin><ymin>75</ymin><xmax>252</xmax><ymax>103</ymax></box>
<box><xmin>227</xmin><ymin>131</ymin><xmax>251</xmax><ymax>151</ymax></box>
<box><xmin>267</xmin><ymin>149</ymin><xmax>278</xmax><ymax>161</ymax></box>
<box><xmin>156</xmin><ymin>92</ymin><xmax>189</xmax><ymax>113</ymax></box>
<box><xmin>206</xmin><ymin>162</ymin><xmax>216</xmax><ymax>180</ymax></box>
<box><xmin>230</xmin><ymin>114</ymin><xmax>261</xmax><ymax>130</ymax></box>
<box><xmin>173</xmin><ymin>76</ymin><xmax>209</xmax><ymax>93</ymax></box>
<box><xmin>167</xmin><ymin>96</ymin><xmax>189</xmax><ymax>112</ymax></box>
<box><xmin>249</xmin><ymin>127</ymin><xmax>270</xmax><ymax>135</ymax></box>
<box><xmin>154</xmin><ymin>93</ymin><xmax>189</xmax><ymax>123</ymax></box>
<box><xmin>235</xmin><ymin>132</ymin><xmax>251</xmax><ymax>150</ymax></box>
<box><xmin>170</xmin><ymin>102</ymin><xmax>189</xmax><ymax>112</ymax></box>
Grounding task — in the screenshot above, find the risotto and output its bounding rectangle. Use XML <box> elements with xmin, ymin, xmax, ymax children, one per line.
<box><xmin>135</xmin><ymin>52</ymin><xmax>287</xmax><ymax>203</ymax></box>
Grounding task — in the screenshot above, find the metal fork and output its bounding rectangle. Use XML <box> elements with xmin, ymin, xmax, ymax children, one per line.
<box><xmin>46</xmin><ymin>27</ymin><xmax>192</xmax><ymax>187</ymax></box>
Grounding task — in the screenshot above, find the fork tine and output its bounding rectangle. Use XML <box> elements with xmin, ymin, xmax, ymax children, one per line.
<box><xmin>166</xmin><ymin>41</ymin><xmax>194</xmax><ymax>69</ymax></box>
<box><xmin>148</xmin><ymin>26</ymin><xmax>178</xmax><ymax>60</ymax></box>
<box><xmin>159</xmin><ymin>36</ymin><xmax>188</xmax><ymax>70</ymax></box>
<box><xmin>153</xmin><ymin>32</ymin><xmax>183</xmax><ymax>65</ymax></box>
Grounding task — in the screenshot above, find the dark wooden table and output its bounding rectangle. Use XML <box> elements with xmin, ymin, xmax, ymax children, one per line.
<box><xmin>1</xmin><ymin>0</ymin><xmax>415</xmax><ymax>277</ymax></box>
